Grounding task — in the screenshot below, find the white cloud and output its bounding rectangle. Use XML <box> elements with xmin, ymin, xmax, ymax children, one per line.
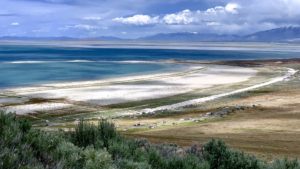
<box><xmin>162</xmin><ymin>3</ymin><xmax>240</xmax><ymax>25</ymax></box>
<box><xmin>11</xmin><ymin>22</ymin><xmax>20</xmax><ymax>26</ymax></box>
<box><xmin>62</xmin><ymin>24</ymin><xmax>98</xmax><ymax>31</ymax></box>
<box><xmin>82</xmin><ymin>16</ymin><xmax>102</xmax><ymax>21</ymax></box>
<box><xmin>73</xmin><ymin>24</ymin><xmax>97</xmax><ymax>30</ymax></box>
<box><xmin>225</xmin><ymin>3</ymin><xmax>240</xmax><ymax>14</ymax></box>
<box><xmin>113</xmin><ymin>14</ymin><xmax>159</xmax><ymax>25</ymax></box>
<box><xmin>206</xmin><ymin>22</ymin><xmax>221</xmax><ymax>26</ymax></box>
<box><xmin>205</xmin><ymin>6</ymin><xmax>226</xmax><ymax>14</ymax></box>
<box><xmin>163</xmin><ymin>9</ymin><xmax>195</xmax><ymax>25</ymax></box>
<box><xmin>114</xmin><ymin>3</ymin><xmax>241</xmax><ymax>26</ymax></box>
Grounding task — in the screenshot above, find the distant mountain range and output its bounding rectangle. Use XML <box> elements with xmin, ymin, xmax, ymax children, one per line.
<box><xmin>139</xmin><ymin>27</ymin><xmax>300</xmax><ymax>42</ymax></box>
<box><xmin>1</xmin><ymin>27</ymin><xmax>300</xmax><ymax>42</ymax></box>
<box><xmin>138</xmin><ymin>32</ymin><xmax>240</xmax><ymax>41</ymax></box>
<box><xmin>243</xmin><ymin>27</ymin><xmax>300</xmax><ymax>42</ymax></box>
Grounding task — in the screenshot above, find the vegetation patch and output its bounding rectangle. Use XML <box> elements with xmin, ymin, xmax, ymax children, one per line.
<box><xmin>1</xmin><ymin>111</ymin><xmax>300</xmax><ymax>169</ymax></box>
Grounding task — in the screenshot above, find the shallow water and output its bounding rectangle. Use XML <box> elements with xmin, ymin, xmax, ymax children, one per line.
<box><xmin>0</xmin><ymin>61</ymin><xmax>183</xmax><ymax>88</ymax></box>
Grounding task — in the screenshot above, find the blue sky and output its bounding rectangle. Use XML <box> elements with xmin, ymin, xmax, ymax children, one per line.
<box><xmin>1</xmin><ymin>0</ymin><xmax>300</xmax><ymax>38</ymax></box>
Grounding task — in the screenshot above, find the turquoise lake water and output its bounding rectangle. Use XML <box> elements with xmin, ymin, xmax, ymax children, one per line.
<box><xmin>0</xmin><ymin>44</ymin><xmax>299</xmax><ymax>88</ymax></box>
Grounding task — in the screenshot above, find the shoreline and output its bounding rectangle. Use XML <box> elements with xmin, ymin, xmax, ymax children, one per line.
<box><xmin>0</xmin><ymin>60</ymin><xmax>188</xmax><ymax>91</ymax></box>
<box><xmin>1</xmin><ymin>63</ymin><xmax>196</xmax><ymax>92</ymax></box>
<box><xmin>140</xmin><ymin>67</ymin><xmax>298</xmax><ymax>114</ymax></box>
<box><xmin>1</xmin><ymin>63</ymin><xmax>257</xmax><ymax>115</ymax></box>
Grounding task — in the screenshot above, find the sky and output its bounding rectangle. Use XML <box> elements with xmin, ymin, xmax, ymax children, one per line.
<box><xmin>1</xmin><ymin>0</ymin><xmax>300</xmax><ymax>38</ymax></box>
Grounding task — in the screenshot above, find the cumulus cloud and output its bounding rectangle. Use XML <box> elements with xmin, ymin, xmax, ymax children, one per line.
<box><xmin>3</xmin><ymin>0</ymin><xmax>300</xmax><ymax>37</ymax></box>
<box><xmin>114</xmin><ymin>3</ymin><xmax>240</xmax><ymax>26</ymax></box>
<box><xmin>11</xmin><ymin>22</ymin><xmax>20</xmax><ymax>26</ymax></box>
<box><xmin>225</xmin><ymin>3</ymin><xmax>240</xmax><ymax>14</ymax></box>
<box><xmin>113</xmin><ymin>14</ymin><xmax>159</xmax><ymax>25</ymax></box>
<box><xmin>163</xmin><ymin>10</ymin><xmax>195</xmax><ymax>25</ymax></box>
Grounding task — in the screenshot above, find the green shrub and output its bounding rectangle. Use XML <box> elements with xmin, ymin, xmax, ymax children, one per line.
<box><xmin>72</xmin><ymin>119</ymin><xmax>98</xmax><ymax>148</ymax></box>
<box><xmin>98</xmin><ymin>119</ymin><xmax>116</xmax><ymax>149</ymax></box>
<box><xmin>71</xmin><ymin>119</ymin><xmax>116</xmax><ymax>149</ymax></box>
<box><xmin>0</xmin><ymin>112</ymin><xmax>44</xmax><ymax>169</ymax></box>
<box><xmin>269</xmin><ymin>158</ymin><xmax>300</xmax><ymax>169</ymax></box>
<box><xmin>83</xmin><ymin>146</ymin><xmax>115</xmax><ymax>169</ymax></box>
<box><xmin>203</xmin><ymin>139</ymin><xmax>262</xmax><ymax>169</ymax></box>
<box><xmin>19</xmin><ymin>119</ymin><xmax>31</xmax><ymax>133</ymax></box>
<box><xmin>148</xmin><ymin>149</ymin><xmax>167</xmax><ymax>169</ymax></box>
<box><xmin>116</xmin><ymin>159</ymin><xmax>151</xmax><ymax>169</ymax></box>
<box><xmin>109</xmin><ymin>140</ymin><xmax>131</xmax><ymax>160</ymax></box>
<box><xmin>108</xmin><ymin>139</ymin><xmax>148</xmax><ymax>163</ymax></box>
<box><xmin>54</xmin><ymin>141</ymin><xmax>83</xmax><ymax>169</ymax></box>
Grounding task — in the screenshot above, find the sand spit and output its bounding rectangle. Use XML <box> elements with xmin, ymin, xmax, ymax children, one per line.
<box><xmin>0</xmin><ymin>64</ymin><xmax>257</xmax><ymax>115</ymax></box>
<box><xmin>3</xmin><ymin>103</ymin><xmax>72</xmax><ymax>115</ymax></box>
<box><xmin>13</xmin><ymin>66</ymin><xmax>255</xmax><ymax>104</ymax></box>
<box><xmin>140</xmin><ymin>68</ymin><xmax>298</xmax><ymax>114</ymax></box>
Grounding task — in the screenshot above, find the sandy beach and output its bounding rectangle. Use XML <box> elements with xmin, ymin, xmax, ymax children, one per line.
<box><xmin>1</xmin><ymin>63</ymin><xmax>257</xmax><ymax>115</ymax></box>
<box><xmin>141</xmin><ymin>68</ymin><xmax>297</xmax><ymax>114</ymax></box>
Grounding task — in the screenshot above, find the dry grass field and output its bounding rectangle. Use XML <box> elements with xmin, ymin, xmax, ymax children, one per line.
<box><xmin>123</xmin><ymin>60</ymin><xmax>300</xmax><ymax>160</ymax></box>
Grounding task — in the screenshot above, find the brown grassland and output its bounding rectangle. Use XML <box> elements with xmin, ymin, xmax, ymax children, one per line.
<box><xmin>122</xmin><ymin>59</ymin><xmax>300</xmax><ymax>160</ymax></box>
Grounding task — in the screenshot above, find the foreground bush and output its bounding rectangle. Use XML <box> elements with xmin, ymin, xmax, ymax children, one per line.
<box><xmin>0</xmin><ymin>112</ymin><xmax>115</xmax><ymax>169</ymax></box>
<box><xmin>1</xmin><ymin>111</ymin><xmax>300</xmax><ymax>169</ymax></box>
<box><xmin>203</xmin><ymin>139</ymin><xmax>262</xmax><ymax>169</ymax></box>
<box><xmin>71</xmin><ymin>119</ymin><xmax>116</xmax><ymax>149</ymax></box>
<box><xmin>268</xmin><ymin>159</ymin><xmax>300</xmax><ymax>169</ymax></box>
